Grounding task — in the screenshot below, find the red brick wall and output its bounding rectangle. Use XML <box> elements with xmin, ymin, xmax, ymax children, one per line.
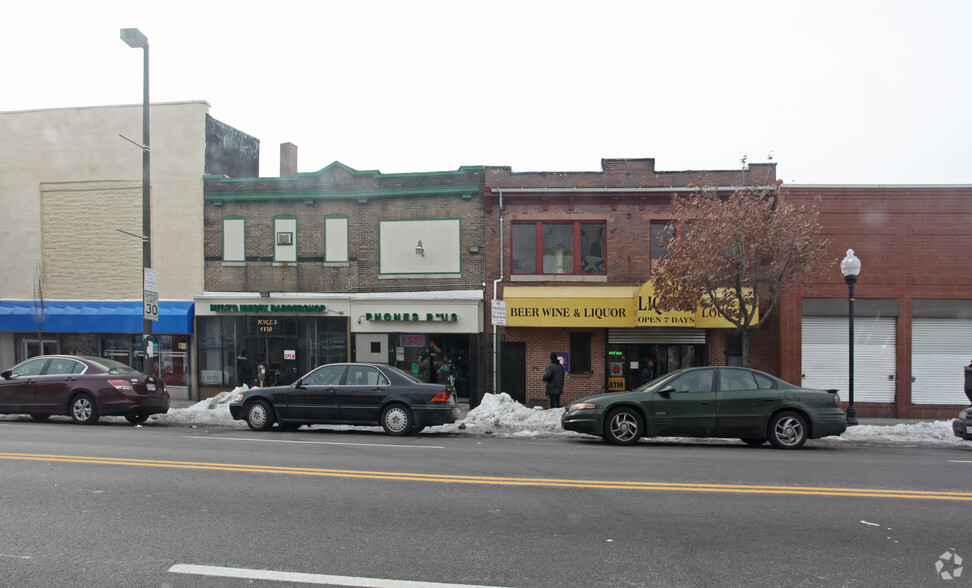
<box><xmin>781</xmin><ymin>185</ymin><xmax>972</xmax><ymax>418</ymax></box>
<box><xmin>502</xmin><ymin>327</ymin><xmax>607</xmax><ymax>407</ymax></box>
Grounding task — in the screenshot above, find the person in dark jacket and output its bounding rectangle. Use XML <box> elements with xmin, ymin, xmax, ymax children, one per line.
<box><xmin>418</xmin><ymin>351</ymin><xmax>432</xmax><ymax>384</ymax></box>
<box><xmin>965</xmin><ymin>359</ymin><xmax>972</xmax><ymax>405</ymax></box>
<box><xmin>236</xmin><ymin>350</ymin><xmax>251</xmax><ymax>388</ymax></box>
<box><xmin>542</xmin><ymin>352</ymin><xmax>565</xmax><ymax>409</ymax></box>
<box><xmin>640</xmin><ymin>359</ymin><xmax>656</xmax><ymax>386</ymax></box>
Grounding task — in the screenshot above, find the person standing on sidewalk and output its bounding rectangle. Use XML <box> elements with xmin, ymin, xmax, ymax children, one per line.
<box><xmin>542</xmin><ymin>352</ymin><xmax>565</xmax><ymax>409</ymax></box>
<box><xmin>965</xmin><ymin>359</ymin><xmax>972</xmax><ymax>405</ymax></box>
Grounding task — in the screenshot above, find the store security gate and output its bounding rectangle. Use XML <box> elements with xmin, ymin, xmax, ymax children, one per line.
<box><xmin>912</xmin><ymin>318</ymin><xmax>972</xmax><ymax>404</ymax></box>
<box><xmin>801</xmin><ymin>316</ymin><xmax>896</xmax><ymax>403</ymax></box>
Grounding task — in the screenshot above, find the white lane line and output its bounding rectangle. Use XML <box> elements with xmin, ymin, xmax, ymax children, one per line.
<box><xmin>168</xmin><ymin>563</ymin><xmax>509</xmax><ymax>587</ymax></box>
<box><xmin>183</xmin><ymin>436</ymin><xmax>444</xmax><ymax>449</ymax></box>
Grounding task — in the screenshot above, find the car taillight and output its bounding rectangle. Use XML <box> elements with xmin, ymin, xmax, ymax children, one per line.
<box><xmin>431</xmin><ymin>391</ymin><xmax>452</xmax><ymax>403</ymax></box>
<box><xmin>108</xmin><ymin>380</ymin><xmax>134</xmax><ymax>392</ymax></box>
<box><xmin>833</xmin><ymin>393</ymin><xmax>841</xmax><ymax>407</ymax></box>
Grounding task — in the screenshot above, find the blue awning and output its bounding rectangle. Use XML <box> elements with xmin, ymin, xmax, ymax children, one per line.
<box><xmin>0</xmin><ymin>300</ymin><xmax>194</xmax><ymax>334</ymax></box>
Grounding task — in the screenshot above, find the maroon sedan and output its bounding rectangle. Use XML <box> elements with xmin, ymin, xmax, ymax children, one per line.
<box><xmin>0</xmin><ymin>355</ymin><xmax>169</xmax><ymax>424</ymax></box>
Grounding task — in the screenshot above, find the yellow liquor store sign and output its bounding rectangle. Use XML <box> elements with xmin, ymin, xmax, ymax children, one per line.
<box><xmin>502</xmin><ymin>283</ymin><xmax>754</xmax><ymax>329</ymax></box>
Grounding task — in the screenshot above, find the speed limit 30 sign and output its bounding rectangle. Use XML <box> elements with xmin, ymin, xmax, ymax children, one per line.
<box><xmin>143</xmin><ymin>290</ymin><xmax>159</xmax><ymax>322</ymax></box>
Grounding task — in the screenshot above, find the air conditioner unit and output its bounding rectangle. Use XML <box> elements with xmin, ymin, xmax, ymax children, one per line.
<box><xmin>276</xmin><ymin>232</ymin><xmax>293</xmax><ymax>245</ymax></box>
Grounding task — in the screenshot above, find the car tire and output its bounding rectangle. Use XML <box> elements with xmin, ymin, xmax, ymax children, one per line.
<box><xmin>381</xmin><ymin>403</ymin><xmax>414</xmax><ymax>436</ymax></box>
<box><xmin>768</xmin><ymin>411</ymin><xmax>808</xmax><ymax>449</ymax></box>
<box><xmin>70</xmin><ymin>394</ymin><xmax>100</xmax><ymax>425</ymax></box>
<box><xmin>125</xmin><ymin>414</ymin><xmax>149</xmax><ymax>425</ymax></box>
<box><xmin>29</xmin><ymin>414</ymin><xmax>50</xmax><ymax>421</ymax></box>
<box><xmin>741</xmin><ymin>437</ymin><xmax>766</xmax><ymax>447</ymax></box>
<box><xmin>245</xmin><ymin>399</ymin><xmax>276</xmax><ymax>431</ymax></box>
<box><xmin>603</xmin><ymin>407</ymin><xmax>643</xmax><ymax>445</ymax></box>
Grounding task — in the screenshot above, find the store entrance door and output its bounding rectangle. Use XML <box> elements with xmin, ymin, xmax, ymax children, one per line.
<box><xmin>249</xmin><ymin>336</ymin><xmax>300</xmax><ymax>386</ymax></box>
<box><xmin>500</xmin><ymin>342</ymin><xmax>526</xmax><ymax>404</ymax></box>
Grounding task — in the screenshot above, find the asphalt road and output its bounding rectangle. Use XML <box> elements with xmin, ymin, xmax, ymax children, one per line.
<box><xmin>1</xmin><ymin>420</ymin><xmax>970</xmax><ymax>587</ymax></box>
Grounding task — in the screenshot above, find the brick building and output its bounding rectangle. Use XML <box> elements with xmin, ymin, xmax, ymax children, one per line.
<box><xmin>485</xmin><ymin>158</ymin><xmax>777</xmax><ymax>408</ymax></box>
<box><xmin>196</xmin><ymin>147</ymin><xmax>487</xmax><ymax>399</ymax></box>
<box><xmin>778</xmin><ymin>185</ymin><xmax>972</xmax><ymax>419</ymax></box>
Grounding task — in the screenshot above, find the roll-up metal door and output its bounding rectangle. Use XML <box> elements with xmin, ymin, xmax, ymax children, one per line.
<box><xmin>801</xmin><ymin>317</ymin><xmax>896</xmax><ymax>403</ymax></box>
<box><xmin>608</xmin><ymin>327</ymin><xmax>706</xmax><ymax>344</ymax></box>
<box><xmin>912</xmin><ymin>319</ymin><xmax>972</xmax><ymax>404</ymax></box>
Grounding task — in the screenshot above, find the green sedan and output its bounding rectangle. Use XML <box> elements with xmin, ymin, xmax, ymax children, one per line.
<box><xmin>561</xmin><ymin>366</ymin><xmax>846</xmax><ymax>449</ymax></box>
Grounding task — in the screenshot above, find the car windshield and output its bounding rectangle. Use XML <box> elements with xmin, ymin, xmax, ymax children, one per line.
<box><xmin>85</xmin><ymin>357</ymin><xmax>140</xmax><ymax>374</ymax></box>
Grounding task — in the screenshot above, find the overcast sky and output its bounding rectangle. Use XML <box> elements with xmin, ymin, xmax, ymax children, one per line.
<box><xmin>4</xmin><ymin>1</ymin><xmax>970</xmax><ymax>184</ymax></box>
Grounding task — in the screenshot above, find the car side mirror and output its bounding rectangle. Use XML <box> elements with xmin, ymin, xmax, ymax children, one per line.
<box><xmin>1</xmin><ymin>370</ymin><xmax>11</xmax><ymax>380</ymax></box>
<box><xmin>658</xmin><ymin>385</ymin><xmax>677</xmax><ymax>396</ymax></box>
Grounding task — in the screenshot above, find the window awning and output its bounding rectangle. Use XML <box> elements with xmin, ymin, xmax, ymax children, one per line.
<box><xmin>0</xmin><ymin>300</ymin><xmax>194</xmax><ymax>334</ymax></box>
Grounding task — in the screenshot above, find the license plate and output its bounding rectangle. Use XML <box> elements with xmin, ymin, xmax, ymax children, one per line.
<box><xmin>146</xmin><ymin>383</ymin><xmax>155</xmax><ymax>391</ymax></box>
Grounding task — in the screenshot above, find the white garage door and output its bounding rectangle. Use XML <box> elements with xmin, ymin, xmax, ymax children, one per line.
<box><xmin>801</xmin><ymin>316</ymin><xmax>896</xmax><ymax>403</ymax></box>
<box><xmin>912</xmin><ymin>318</ymin><xmax>972</xmax><ymax>404</ymax></box>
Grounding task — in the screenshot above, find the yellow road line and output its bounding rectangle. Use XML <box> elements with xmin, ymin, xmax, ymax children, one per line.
<box><xmin>2</xmin><ymin>452</ymin><xmax>969</xmax><ymax>501</ymax></box>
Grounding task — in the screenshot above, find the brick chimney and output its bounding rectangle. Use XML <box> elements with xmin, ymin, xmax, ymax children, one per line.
<box><xmin>280</xmin><ymin>142</ymin><xmax>298</xmax><ymax>177</ymax></box>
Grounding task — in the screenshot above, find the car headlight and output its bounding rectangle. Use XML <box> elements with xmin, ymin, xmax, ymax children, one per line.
<box><xmin>571</xmin><ymin>402</ymin><xmax>597</xmax><ymax>410</ymax></box>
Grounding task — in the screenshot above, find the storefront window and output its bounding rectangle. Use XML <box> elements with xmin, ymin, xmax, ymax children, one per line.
<box><xmin>302</xmin><ymin>318</ymin><xmax>348</xmax><ymax>376</ymax></box>
<box><xmin>608</xmin><ymin>343</ymin><xmax>705</xmax><ymax>390</ymax></box>
<box><xmin>102</xmin><ymin>337</ymin><xmax>132</xmax><ymax>365</ymax></box>
<box><xmin>198</xmin><ymin>317</ymin><xmax>239</xmax><ymax>388</ymax></box>
<box><xmin>569</xmin><ymin>332</ymin><xmax>592</xmax><ymax>373</ymax></box>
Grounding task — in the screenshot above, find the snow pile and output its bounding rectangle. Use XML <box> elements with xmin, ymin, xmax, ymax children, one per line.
<box><xmin>430</xmin><ymin>393</ymin><xmax>578</xmax><ymax>438</ymax></box>
<box><xmin>152</xmin><ymin>390</ymin><xmax>242</xmax><ymax>428</ymax></box>
<box><xmin>828</xmin><ymin>419</ymin><xmax>965</xmax><ymax>447</ymax></box>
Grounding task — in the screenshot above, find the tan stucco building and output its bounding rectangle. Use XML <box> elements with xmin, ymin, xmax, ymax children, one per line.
<box><xmin>0</xmin><ymin>102</ymin><xmax>258</xmax><ymax>397</ymax></box>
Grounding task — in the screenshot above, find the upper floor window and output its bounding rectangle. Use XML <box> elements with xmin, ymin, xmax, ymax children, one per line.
<box><xmin>511</xmin><ymin>221</ymin><xmax>606</xmax><ymax>275</ymax></box>
<box><xmin>650</xmin><ymin>221</ymin><xmax>673</xmax><ymax>261</ymax></box>
<box><xmin>324</xmin><ymin>215</ymin><xmax>349</xmax><ymax>263</ymax></box>
<box><xmin>274</xmin><ymin>215</ymin><xmax>297</xmax><ymax>263</ymax></box>
<box><xmin>222</xmin><ymin>216</ymin><xmax>245</xmax><ymax>263</ymax></box>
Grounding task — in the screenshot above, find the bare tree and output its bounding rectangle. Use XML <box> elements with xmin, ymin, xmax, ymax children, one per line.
<box><xmin>33</xmin><ymin>262</ymin><xmax>46</xmax><ymax>356</ymax></box>
<box><xmin>652</xmin><ymin>184</ymin><xmax>832</xmax><ymax>367</ymax></box>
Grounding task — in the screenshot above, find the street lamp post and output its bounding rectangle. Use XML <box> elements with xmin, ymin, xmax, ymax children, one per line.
<box><xmin>840</xmin><ymin>249</ymin><xmax>861</xmax><ymax>426</ymax></box>
<box><xmin>120</xmin><ymin>28</ymin><xmax>153</xmax><ymax>378</ymax></box>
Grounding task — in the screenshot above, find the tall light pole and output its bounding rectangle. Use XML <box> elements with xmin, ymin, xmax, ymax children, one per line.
<box><xmin>840</xmin><ymin>249</ymin><xmax>861</xmax><ymax>426</ymax></box>
<box><xmin>120</xmin><ymin>28</ymin><xmax>153</xmax><ymax>378</ymax></box>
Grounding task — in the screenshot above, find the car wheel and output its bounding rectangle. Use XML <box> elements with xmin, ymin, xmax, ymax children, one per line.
<box><xmin>768</xmin><ymin>411</ymin><xmax>808</xmax><ymax>449</ymax></box>
<box><xmin>245</xmin><ymin>399</ymin><xmax>276</xmax><ymax>431</ymax></box>
<box><xmin>603</xmin><ymin>407</ymin><xmax>643</xmax><ymax>445</ymax></box>
<box><xmin>70</xmin><ymin>394</ymin><xmax>100</xmax><ymax>425</ymax></box>
<box><xmin>381</xmin><ymin>404</ymin><xmax>414</xmax><ymax>436</ymax></box>
<box><xmin>125</xmin><ymin>414</ymin><xmax>149</xmax><ymax>425</ymax></box>
<box><xmin>29</xmin><ymin>414</ymin><xmax>50</xmax><ymax>421</ymax></box>
<box><xmin>741</xmin><ymin>437</ymin><xmax>766</xmax><ymax>447</ymax></box>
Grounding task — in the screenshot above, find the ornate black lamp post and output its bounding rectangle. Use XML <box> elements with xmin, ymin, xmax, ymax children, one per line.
<box><xmin>840</xmin><ymin>249</ymin><xmax>861</xmax><ymax>426</ymax></box>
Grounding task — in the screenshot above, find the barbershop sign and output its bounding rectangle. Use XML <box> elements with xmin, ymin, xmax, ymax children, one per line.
<box><xmin>502</xmin><ymin>283</ymin><xmax>752</xmax><ymax>328</ymax></box>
